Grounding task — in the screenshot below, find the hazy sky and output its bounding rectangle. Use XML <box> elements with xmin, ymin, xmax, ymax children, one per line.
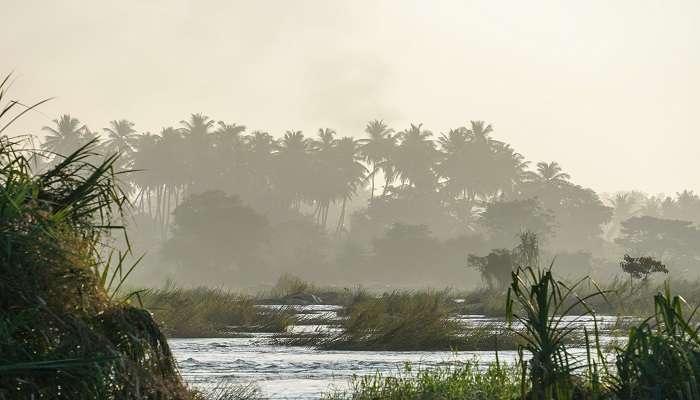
<box><xmin>3</xmin><ymin>0</ymin><xmax>698</xmax><ymax>194</ymax></box>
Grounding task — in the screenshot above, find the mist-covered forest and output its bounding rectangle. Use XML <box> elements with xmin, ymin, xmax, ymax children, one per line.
<box><xmin>35</xmin><ymin>113</ymin><xmax>700</xmax><ymax>289</ymax></box>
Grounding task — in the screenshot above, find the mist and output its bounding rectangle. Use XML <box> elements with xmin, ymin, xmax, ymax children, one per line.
<box><xmin>4</xmin><ymin>0</ymin><xmax>700</xmax><ymax>195</ymax></box>
<box><xmin>7</xmin><ymin>2</ymin><xmax>700</xmax><ymax>398</ymax></box>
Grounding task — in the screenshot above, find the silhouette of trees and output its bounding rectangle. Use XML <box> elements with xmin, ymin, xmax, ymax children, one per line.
<box><xmin>359</xmin><ymin>120</ymin><xmax>395</xmax><ymax>200</ymax></box>
<box><xmin>41</xmin><ymin>114</ymin><xmax>93</xmax><ymax>156</ymax></box>
<box><xmin>392</xmin><ymin>123</ymin><xmax>438</xmax><ymax>191</ymax></box>
<box><xmin>371</xmin><ymin>223</ymin><xmax>443</xmax><ymax>284</ymax></box>
<box><xmin>468</xmin><ymin>231</ymin><xmax>541</xmax><ymax>289</ymax></box>
<box><xmin>535</xmin><ymin>161</ymin><xmax>570</xmax><ymax>184</ymax></box>
<box><xmin>163</xmin><ymin>190</ymin><xmax>270</xmax><ymax>280</ymax></box>
<box><xmin>619</xmin><ymin>254</ymin><xmax>668</xmax><ymax>282</ymax></box>
<box><xmin>37</xmin><ymin>112</ymin><xmax>700</xmax><ymax>285</ymax></box>
<box><xmin>468</xmin><ymin>250</ymin><xmax>514</xmax><ymax>289</ymax></box>
<box><xmin>102</xmin><ymin>119</ymin><xmax>138</xmax><ymax>170</ymax></box>
<box><xmin>616</xmin><ymin>216</ymin><xmax>700</xmax><ymax>272</ymax></box>
<box><xmin>480</xmin><ymin>199</ymin><xmax>555</xmax><ymax>247</ymax></box>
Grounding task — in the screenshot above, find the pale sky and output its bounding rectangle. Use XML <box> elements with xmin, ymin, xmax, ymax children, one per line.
<box><xmin>3</xmin><ymin>0</ymin><xmax>698</xmax><ymax>194</ymax></box>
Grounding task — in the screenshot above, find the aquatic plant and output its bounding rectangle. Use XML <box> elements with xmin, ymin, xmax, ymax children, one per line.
<box><xmin>141</xmin><ymin>286</ymin><xmax>293</xmax><ymax>337</ymax></box>
<box><xmin>506</xmin><ymin>265</ymin><xmax>609</xmax><ymax>399</ymax></box>
<box><xmin>613</xmin><ymin>285</ymin><xmax>700</xmax><ymax>399</ymax></box>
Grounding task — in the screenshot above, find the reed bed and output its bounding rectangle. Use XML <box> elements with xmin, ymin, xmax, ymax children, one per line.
<box><xmin>140</xmin><ymin>286</ymin><xmax>294</xmax><ymax>337</ymax></box>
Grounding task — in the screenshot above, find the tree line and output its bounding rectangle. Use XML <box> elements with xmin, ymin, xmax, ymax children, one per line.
<box><xmin>36</xmin><ymin>113</ymin><xmax>700</xmax><ymax>286</ymax></box>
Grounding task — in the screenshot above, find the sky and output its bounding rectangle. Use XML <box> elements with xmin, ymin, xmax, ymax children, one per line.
<box><xmin>2</xmin><ymin>0</ymin><xmax>699</xmax><ymax>195</ymax></box>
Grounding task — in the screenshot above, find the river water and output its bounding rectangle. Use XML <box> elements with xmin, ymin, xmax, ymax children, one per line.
<box><xmin>171</xmin><ymin>306</ymin><xmax>626</xmax><ymax>399</ymax></box>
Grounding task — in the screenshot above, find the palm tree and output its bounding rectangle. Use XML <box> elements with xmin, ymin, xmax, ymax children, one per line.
<box><xmin>436</xmin><ymin>127</ymin><xmax>470</xmax><ymax>199</ymax></box>
<box><xmin>359</xmin><ymin>120</ymin><xmax>395</xmax><ymax>200</ymax></box>
<box><xmin>244</xmin><ymin>130</ymin><xmax>278</xmax><ymax>201</ymax></box>
<box><xmin>468</xmin><ymin>120</ymin><xmax>494</xmax><ymax>143</ymax></box>
<box><xmin>276</xmin><ymin>130</ymin><xmax>312</xmax><ymax>210</ymax></box>
<box><xmin>535</xmin><ymin>161</ymin><xmax>571</xmax><ymax>184</ymax></box>
<box><xmin>610</xmin><ymin>193</ymin><xmax>638</xmax><ymax>221</ymax></box>
<box><xmin>310</xmin><ymin>128</ymin><xmax>338</xmax><ymax>226</ymax></box>
<box><xmin>102</xmin><ymin>119</ymin><xmax>138</xmax><ymax>169</ymax></box>
<box><xmin>179</xmin><ymin>113</ymin><xmax>215</xmax><ymax>192</ymax></box>
<box><xmin>180</xmin><ymin>113</ymin><xmax>215</xmax><ymax>137</ymax></box>
<box><xmin>392</xmin><ymin>123</ymin><xmax>437</xmax><ymax>191</ymax></box>
<box><xmin>332</xmin><ymin>136</ymin><xmax>367</xmax><ymax>232</ymax></box>
<box><xmin>41</xmin><ymin>114</ymin><xmax>90</xmax><ymax>156</ymax></box>
<box><xmin>215</xmin><ymin>121</ymin><xmax>246</xmax><ymax>143</ymax></box>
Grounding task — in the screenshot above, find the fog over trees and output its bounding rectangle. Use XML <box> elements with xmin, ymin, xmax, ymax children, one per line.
<box><xmin>36</xmin><ymin>113</ymin><xmax>700</xmax><ymax>288</ymax></box>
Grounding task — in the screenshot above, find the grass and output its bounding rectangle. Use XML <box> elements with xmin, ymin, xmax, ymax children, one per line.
<box><xmin>276</xmin><ymin>290</ymin><xmax>522</xmax><ymax>351</ymax></box>
<box><xmin>323</xmin><ymin>360</ymin><xmax>523</xmax><ymax>400</ymax></box>
<box><xmin>140</xmin><ymin>286</ymin><xmax>294</xmax><ymax>337</ymax></box>
<box><xmin>612</xmin><ymin>285</ymin><xmax>700</xmax><ymax>399</ymax></box>
<box><xmin>0</xmin><ymin>75</ymin><xmax>194</xmax><ymax>399</ymax></box>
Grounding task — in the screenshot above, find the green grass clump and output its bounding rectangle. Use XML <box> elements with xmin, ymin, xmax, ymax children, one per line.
<box><xmin>324</xmin><ymin>361</ymin><xmax>522</xmax><ymax>400</ymax></box>
<box><xmin>613</xmin><ymin>286</ymin><xmax>700</xmax><ymax>399</ymax></box>
<box><xmin>318</xmin><ymin>290</ymin><xmax>517</xmax><ymax>351</ymax></box>
<box><xmin>141</xmin><ymin>286</ymin><xmax>293</xmax><ymax>337</ymax></box>
<box><xmin>0</xmin><ymin>76</ymin><xmax>192</xmax><ymax>399</ymax></box>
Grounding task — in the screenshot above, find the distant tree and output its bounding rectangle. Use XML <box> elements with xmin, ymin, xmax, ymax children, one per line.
<box><xmin>102</xmin><ymin>119</ymin><xmax>138</xmax><ymax>170</ymax></box>
<box><xmin>517</xmin><ymin>169</ymin><xmax>612</xmax><ymax>251</ymax></box>
<box><xmin>619</xmin><ymin>254</ymin><xmax>668</xmax><ymax>288</ymax></box>
<box><xmin>437</xmin><ymin>122</ymin><xmax>528</xmax><ymax>202</ymax></box>
<box><xmin>359</xmin><ymin>120</ymin><xmax>395</xmax><ymax>199</ymax></box>
<box><xmin>469</xmin><ymin>231</ymin><xmax>540</xmax><ymax>289</ymax></box>
<box><xmin>535</xmin><ymin>161</ymin><xmax>570</xmax><ymax>185</ymax></box>
<box><xmin>276</xmin><ymin>130</ymin><xmax>313</xmax><ymax>210</ymax></box>
<box><xmin>615</xmin><ymin>216</ymin><xmax>700</xmax><ymax>273</ymax></box>
<box><xmin>468</xmin><ymin>249</ymin><xmax>513</xmax><ymax>289</ymax></box>
<box><xmin>371</xmin><ymin>223</ymin><xmax>443</xmax><ymax>283</ymax></box>
<box><xmin>392</xmin><ymin>123</ymin><xmax>438</xmax><ymax>191</ymax></box>
<box><xmin>480</xmin><ymin>199</ymin><xmax>555</xmax><ymax>247</ymax></box>
<box><xmin>331</xmin><ymin>136</ymin><xmax>367</xmax><ymax>232</ymax></box>
<box><xmin>163</xmin><ymin>190</ymin><xmax>270</xmax><ymax>277</ymax></box>
<box><xmin>41</xmin><ymin>114</ymin><xmax>93</xmax><ymax>156</ymax></box>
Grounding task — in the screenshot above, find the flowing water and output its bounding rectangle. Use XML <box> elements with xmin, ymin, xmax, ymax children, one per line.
<box><xmin>171</xmin><ymin>305</ymin><xmax>628</xmax><ymax>399</ymax></box>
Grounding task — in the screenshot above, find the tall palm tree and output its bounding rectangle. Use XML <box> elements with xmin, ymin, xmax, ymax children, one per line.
<box><xmin>41</xmin><ymin>114</ymin><xmax>90</xmax><ymax>156</ymax></box>
<box><xmin>436</xmin><ymin>127</ymin><xmax>470</xmax><ymax>199</ymax></box>
<box><xmin>245</xmin><ymin>131</ymin><xmax>278</xmax><ymax>199</ymax></box>
<box><xmin>359</xmin><ymin>120</ymin><xmax>395</xmax><ymax>200</ymax></box>
<box><xmin>102</xmin><ymin>119</ymin><xmax>138</xmax><ymax>169</ymax></box>
<box><xmin>468</xmin><ymin>120</ymin><xmax>494</xmax><ymax>143</ymax></box>
<box><xmin>215</xmin><ymin>121</ymin><xmax>246</xmax><ymax>143</ymax></box>
<box><xmin>610</xmin><ymin>193</ymin><xmax>638</xmax><ymax>221</ymax></box>
<box><xmin>332</xmin><ymin>136</ymin><xmax>367</xmax><ymax>232</ymax></box>
<box><xmin>535</xmin><ymin>161</ymin><xmax>571</xmax><ymax>184</ymax></box>
<box><xmin>392</xmin><ymin>123</ymin><xmax>437</xmax><ymax>191</ymax></box>
<box><xmin>179</xmin><ymin>113</ymin><xmax>215</xmax><ymax>192</ymax></box>
<box><xmin>276</xmin><ymin>130</ymin><xmax>312</xmax><ymax>210</ymax></box>
<box><xmin>180</xmin><ymin>113</ymin><xmax>215</xmax><ymax>137</ymax></box>
<box><xmin>310</xmin><ymin>128</ymin><xmax>338</xmax><ymax>226</ymax></box>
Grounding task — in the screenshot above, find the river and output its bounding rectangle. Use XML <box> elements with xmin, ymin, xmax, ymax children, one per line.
<box><xmin>171</xmin><ymin>305</ymin><xmax>627</xmax><ymax>399</ymax></box>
